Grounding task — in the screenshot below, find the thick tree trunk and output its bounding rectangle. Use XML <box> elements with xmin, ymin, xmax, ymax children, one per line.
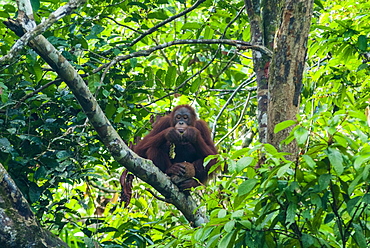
<box><xmin>267</xmin><ymin>0</ymin><xmax>314</xmax><ymax>155</ymax></box>
<box><xmin>0</xmin><ymin>164</ymin><xmax>69</xmax><ymax>248</ymax></box>
<box><xmin>245</xmin><ymin>0</ymin><xmax>283</xmax><ymax>143</ymax></box>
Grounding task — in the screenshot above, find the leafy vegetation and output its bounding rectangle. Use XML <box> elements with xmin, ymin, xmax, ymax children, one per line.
<box><xmin>0</xmin><ymin>0</ymin><xmax>369</xmax><ymax>247</ymax></box>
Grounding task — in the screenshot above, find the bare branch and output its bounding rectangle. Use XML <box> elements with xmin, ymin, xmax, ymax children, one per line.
<box><xmin>211</xmin><ymin>73</ymin><xmax>256</xmax><ymax>139</ymax></box>
<box><xmin>216</xmin><ymin>92</ymin><xmax>252</xmax><ymax>146</ymax></box>
<box><xmin>96</xmin><ymin>39</ymin><xmax>272</xmax><ymax>83</ymax></box>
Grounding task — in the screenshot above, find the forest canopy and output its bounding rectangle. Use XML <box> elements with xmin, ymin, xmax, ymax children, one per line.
<box><xmin>0</xmin><ymin>0</ymin><xmax>369</xmax><ymax>247</ymax></box>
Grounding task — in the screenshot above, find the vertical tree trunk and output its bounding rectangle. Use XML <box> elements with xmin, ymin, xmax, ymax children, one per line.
<box><xmin>267</xmin><ymin>0</ymin><xmax>314</xmax><ymax>155</ymax></box>
<box><xmin>244</xmin><ymin>0</ymin><xmax>283</xmax><ymax>143</ymax></box>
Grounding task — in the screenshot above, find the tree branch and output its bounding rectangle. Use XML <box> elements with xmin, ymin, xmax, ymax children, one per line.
<box><xmin>96</xmin><ymin>39</ymin><xmax>272</xmax><ymax>84</ymax></box>
<box><xmin>130</xmin><ymin>0</ymin><xmax>207</xmax><ymax>46</ymax></box>
<box><xmin>211</xmin><ymin>73</ymin><xmax>256</xmax><ymax>139</ymax></box>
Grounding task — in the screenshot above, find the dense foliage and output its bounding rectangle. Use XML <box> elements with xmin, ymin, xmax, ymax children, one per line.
<box><xmin>0</xmin><ymin>0</ymin><xmax>369</xmax><ymax>247</ymax></box>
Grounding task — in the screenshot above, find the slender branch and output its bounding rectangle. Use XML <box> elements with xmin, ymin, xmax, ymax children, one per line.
<box><xmin>211</xmin><ymin>73</ymin><xmax>256</xmax><ymax>139</ymax></box>
<box><xmin>96</xmin><ymin>39</ymin><xmax>271</xmax><ymax>84</ymax></box>
<box><xmin>102</xmin><ymin>15</ymin><xmax>143</xmax><ymax>34</ymax></box>
<box><xmin>130</xmin><ymin>0</ymin><xmax>206</xmax><ymax>46</ymax></box>
<box><xmin>13</xmin><ymin>79</ymin><xmax>62</xmax><ymax>109</ymax></box>
<box><xmin>216</xmin><ymin>91</ymin><xmax>251</xmax><ymax>146</ymax></box>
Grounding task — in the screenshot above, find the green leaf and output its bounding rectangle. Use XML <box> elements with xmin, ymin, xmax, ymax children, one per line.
<box><xmin>357</xmin><ymin>35</ymin><xmax>367</xmax><ymax>51</ymax></box>
<box><xmin>238</xmin><ymin>179</ymin><xmax>257</xmax><ymax>196</ymax></box>
<box><xmin>0</xmin><ymin>138</ymin><xmax>12</xmax><ymax>153</ymax></box>
<box><xmin>348</xmin><ymin>173</ymin><xmax>362</xmax><ymax>195</ymax></box>
<box><xmin>286</xmin><ymin>203</ymin><xmax>296</xmax><ymax>224</ymax></box>
<box><xmin>353</xmin><ymin>224</ymin><xmax>367</xmax><ymax>248</ymax></box>
<box><xmin>147</xmin><ymin>10</ymin><xmax>169</xmax><ymax>20</ymax></box>
<box><xmin>327</xmin><ymin>148</ymin><xmax>344</xmax><ymax>175</ymax></box>
<box><xmin>218</xmin><ymin>209</ymin><xmax>227</xmax><ymax>219</ymax></box>
<box><xmin>236</xmin><ymin>156</ymin><xmax>254</xmax><ymax>173</ymax></box>
<box><xmin>318</xmin><ymin>174</ymin><xmax>331</xmax><ymax>191</ymax></box>
<box><xmin>301</xmin><ymin>233</ymin><xmax>314</xmax><ymax>247</ymax></box>
<box><xmin>165</xmin><ymin>66</ymin><xmax>177</xmax><ymax>87</ymax></box>
<box><xmin>224</xmin><ymin>220</ymin><xmax>235</xmax><ymax>232</ymax></box>
<box><xmin>181</xmin><ymin>22</ymin><xmax>201</xmax><ymax>30</ymax></box>
<box><xmin>277</xmin><ymin>163</ymin><xmax>290</xmax><ymax>177</ymax></box>
<box><xmin>302</xmin><ymin>155</ymin><xmax>316</xmax><ymax>169</ymax></box>
<box><xmin>294</xmin><ymin>126</ymin><xmax>308</xmax><ymax>145</ymax></box>
<box><xmin>347</xmin><ymin>196</ymin><xmax>361</xmax><ymax>214</ymax></box>
<box><xmin>354</xmin><ymin>154</ymin><xmax>370</xmax><ymax>170</ymax></box>
<box><xmin>30</xmin><ymin>0</ymin><xmax>40</xmax><ymax>12</ymax></box>
<box><xmin>314</xmin><ymin>0</ymin><xmax>324</xmax><ymax>9</ymax></box>
<box><xmin>274</xmin><ymin>120</ymin><xmax>296</xmax><ymax>133</ymax></box>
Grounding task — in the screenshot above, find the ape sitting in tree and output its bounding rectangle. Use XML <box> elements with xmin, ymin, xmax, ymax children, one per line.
<box><xmin>134</xmin><ymin>105</ymin><xmax>217</xmax><ymax>190</ymax></box>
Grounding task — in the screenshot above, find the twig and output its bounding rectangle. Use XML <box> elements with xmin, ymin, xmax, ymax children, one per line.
<box><xmin>13</xmin><ymin>79</ymin><xmax>62</xmax><ymax>109</ymax></box>
<box><xmin>215</xmin><ymin>91</ymin><xmax>252</xmax><ymax>146</ymax></box>
<box><xmin>96</xmin><ymin>39</ymin><xmax>271</xmax><ymax>84</ymax></box>
<box><xmin>146</xmin><ymin>188</ymin><xmax>171</xmax><ymax>203</ymax></box>
<box><xmin>211</xmin><ymin>73</ymin><xmax>256</xmax><ymax>139</ymax></box>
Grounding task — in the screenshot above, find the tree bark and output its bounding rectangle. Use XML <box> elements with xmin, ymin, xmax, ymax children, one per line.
<box><xmin>0</xmin><ymin>164</ymin><xmax>69</xmax><ymax>248</ymax></box>
<box><xmin>267</xmin><ymin>0</ymin><xmax>314</xmax><ymax>155</ymax></box>
<box><xmin>244</xmin><ymin>0</ymin><xmax>283</xmax><ymax>143</ymax></box>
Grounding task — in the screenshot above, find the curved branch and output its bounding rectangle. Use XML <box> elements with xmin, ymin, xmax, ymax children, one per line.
<box><xmin>215</xmin><ymin>91</ymin><xmax>251</xmax><ymax>146</ymax></box>
<box><xmin>130</xmin><ymin>0</ymin><xmax>207</xmax><ymax>46</ymax></box>
<box><xmin>96</xmin><ymin>39</ymin><xmax>271</xmax><ymax>83</ymax></box>
<box><xmin>211</xmin><ymin>73</ymin><xmax>256</xmax><ymax>139</ymax></box>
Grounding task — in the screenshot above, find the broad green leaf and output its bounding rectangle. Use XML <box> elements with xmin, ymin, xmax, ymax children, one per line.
<box><xmin>277</xmin><ymin>163</ymin><xmax>290</xmax><ymax>177</ymax></box>
<box><xmin>353</xmin><ymin>224</ymin><xmax>367</xmax><ymax>248</ymax></box>
<box><xmin>165</xmin><ymin>66</ymin><xmax>177</xmax><ymax>87</ymax></box>
<box><xmin>286</xmin><ymin>203</ymin><xmax>296</xmax><ymax>224</ymax></box>
<box><xmin>190</xmin><ymin>77</ymin><xmax>201</xmax><ymax>93</ymax></box>
<box><xmin>348</xmin><ymin>174</ymin><xmax>362</xmax><ymax>195</ymax></box>
<box><xmin>318</xmin><ymin>174</ymin><xmax>331</xmax><ymax>191</ymax></box>
<box><xmin>218</xmin><ymin>231</ymin><xmax>235</xmax><ymax>248</ymax></box>
<box><xmin>354</xmin><ymin>154</ymin><xmax>370</xmax><ymax>170</ymax></box>
<box><xmin>302</xmin><ymin>233</ymin><xmax>315</xmax><ymax>247</ymax></box>
<box><xmin>223</xmin><ymin>220</ymin><xmax>235</xmax><ymax>232</ymax></box>
<box><xmin>264</xmin><ymin>143</ymin><xmax>278</xmax><ymax>154</ymax></box>
<box><xmin>238</xmin><ymin>179</ymin><xmax>257</xmax><ymax>196</ymax></box>
<box><xmin>357</xmin><ymin>35</ymin><xmax>367</xmax><ymax>51</ymax></box>
<box><xmin>181</xmin><ymin>22</ymin><xmax>201</xmax><ymax>30</ymax></box>
<box><xmin>274</xmin><ymin>120</ymin><xmax>296</xmax><ymax>133</ymax></box>
<box><xmin>347</xmin><ymin>196</ymin><xmax>361</xmax><ymax>214</ymax></box>
<box><xmin>327</xmin><ymin>148</ymin><xmax>344</xmax><ymax>175</ymax></box>
<box><xmin>31</xmin><ymin>0</ymin><xmax>40</xmax><ymax>12</ymax></box>
<box><xmin>147</xmin><ymin>10</ymin><xmax>169</xmax><ymax>20</ymax></box>
<box><xmin>236</xmin><ymin>156</ymin><xmax>254</xmax><ymax>173</ymax></box>
<box><xmin>231</xmin><ymin>210</ymin><xmax>244</xmax><ymax>219</ymax></box>
<box><xmin>294</xmin><ymin>126</ymin><xmax>308</xmax><ymax>145</ymax></box>
<box><xmin>218</xmin><ymin>209</ymin><xmax>227</xmax><ymax>219</ymax></box>
<box><xmin>302</xmin><ymin>155</ymin><xmax>316</xmax><ymax>169</ymax></box>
